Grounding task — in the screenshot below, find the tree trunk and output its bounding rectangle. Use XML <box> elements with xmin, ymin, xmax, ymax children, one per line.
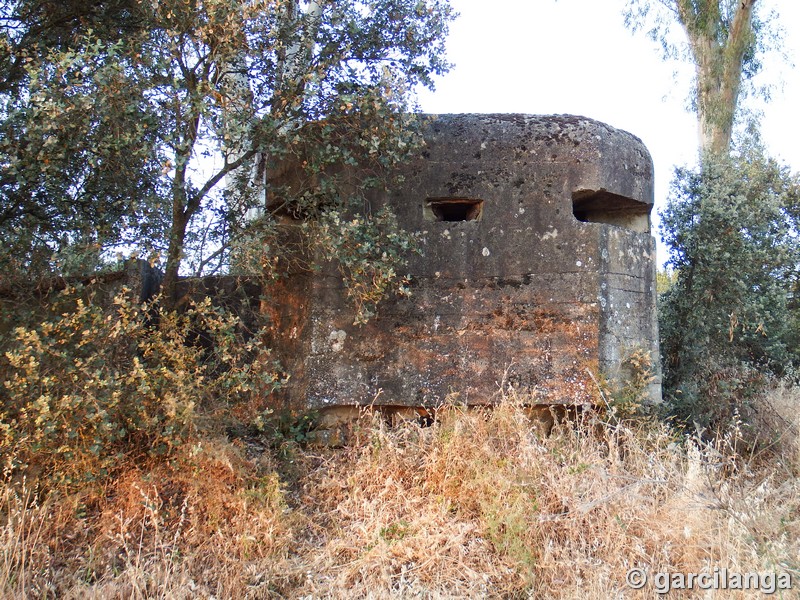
<box><xmin>161</xmin><ymin>207</ymin><xmax>189</xmax><ymax>309</ymax></box>
<box><xmin>680</xmin><ymin>0</ymin><xmax>756</xmax><ymax>157</ymax></box>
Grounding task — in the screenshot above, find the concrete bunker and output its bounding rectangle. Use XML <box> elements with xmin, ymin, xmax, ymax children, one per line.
<box><xmin>262</xmin><ymin>114</ymin><xmax>661</xmax><ymax>424</ymax></box>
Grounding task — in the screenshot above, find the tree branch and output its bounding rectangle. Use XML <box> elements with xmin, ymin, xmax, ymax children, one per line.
<box><xmin>188</xmin><ymin>145</ymin><xmax>258</xmax><ymax>216</ymax></box>
<box><xmin>193</xmin><ymin>242</ymin><xmax>227</xmax><ymax>276</ymax></box>
<box><xmin>676</xmin><ymin>0</ymin><xmax>699</xmax><ymax>35</ymax></box>
<box><xmin>727</xmin><ymin>0</ymin><xmax>756</xmax><ymax>60</ymax></box>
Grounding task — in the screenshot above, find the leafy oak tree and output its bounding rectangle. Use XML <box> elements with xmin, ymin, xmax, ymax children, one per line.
<box><xmin>1</xmin><ymin>0</ymin><xmax>454</xmax><ymax>310</ymax></box>
<box><xmin>0</xmin><ymin>0</ymin><xmax>454</xmax><ymax>490</ymax></box>
<box><xmin>1</xmin><ymin>70</ymin><xmax>168</xmax><ymax>277</ymax></box>
<box><xmin>0</xmin><ymin>0</ymin><xmax>149</xmax><ymax>94</ymax></box>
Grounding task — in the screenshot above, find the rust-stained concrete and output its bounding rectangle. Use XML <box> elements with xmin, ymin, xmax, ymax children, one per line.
<box><xmin>264</xmin><ymin>114</ymin><xmax>660</xmax><ymax>414</ymax></box>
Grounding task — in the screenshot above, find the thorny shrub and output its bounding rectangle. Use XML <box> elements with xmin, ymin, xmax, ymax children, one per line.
<box><xmin>0</xmin><ymin>286</ymin><xmax>279</xmax><ymax>488</ymax></box>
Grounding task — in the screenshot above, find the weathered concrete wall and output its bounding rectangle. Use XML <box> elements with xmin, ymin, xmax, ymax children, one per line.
<box><xmin>264</xmin><ymin>114</ymin><xmax>660</xmax><ymax>412</ymax></box>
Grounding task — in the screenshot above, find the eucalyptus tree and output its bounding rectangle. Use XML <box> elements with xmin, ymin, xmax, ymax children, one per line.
<box><xmin>624</xmin><ymin>0</ymin><xmax>775</xmax><ymax>156</ymax></box>
<box><xmin>624</xmin><ymin>2</ymin><xmax>800</xmax><ymax>427</ymax></box>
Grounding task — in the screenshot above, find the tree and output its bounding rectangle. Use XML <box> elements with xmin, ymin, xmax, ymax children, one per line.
<box><xmin>624</xmin><ymin>1</ymin><xmax>799</xmax><ymax>431</ymax></box>
<box><xmin>0</xmin><ymin>33</ymin><xmax>170</xmax><ymax>280</ymax></box>
<box><xmin>1</xmin><ymin>0</ymin><xmax>454</xmax><ymax>309</ymax></box>
<box><xmin>624</xmin><ymin>0</ymin><xmax>776</xmax><ymax>156</ymax></box>
<box><xmin>659</xmin><ymin>141</ymin><xmax>800</xmax><ymax>427</ymax></box>
<box><xmin>0</xmin><ymin>0</ymin><xmax>149</xmax><ymax>95</ymax></box>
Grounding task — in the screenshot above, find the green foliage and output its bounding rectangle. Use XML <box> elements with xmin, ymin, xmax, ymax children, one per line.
<box><xmin>0</xmin><ymin>0</ymin><xmax>148</xmax><ymax>96</ymax></box>
<box><xmin>656</xmin><ymin>268</ymin><xmax>677</xmax><ymax>295</ymax></box>
<box><xmin>259</xmin><ymin>409</ymin><xmax>319</xmax><ymax>447</ymax></box>
<box><xmin>379</xmin><ymin>520</ymin><xmax>411</xmax><ymax>543</ymax></box>
<box><xmin>311</xmin><ymin>206</ymin><xmax>416</xmax><ymax>324</ymax></box>
<box><xmin>659</xmin><ymin>144</ymin><xmax>800</xmax><ymax>429</ymax></box>
<box><xmin>0</xmin><ymin>36</ymin><xmax>169</xmax><ymax>278</ymax></box>
<box><xmin>2</xmin><ymin>0</ymin><xmax>455</xmax><ymax>314</ymax></box>
<box><xmin>0</xmin><ymin>287</ymin><xmax>278</xmax><ymax>488</ymax></box>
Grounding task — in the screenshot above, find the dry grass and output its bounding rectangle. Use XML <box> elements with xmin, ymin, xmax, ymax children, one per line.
<box><xmin>2</xmin><ymin>386</ymin><xmax>799</xmax><ymax>599</ymax></box>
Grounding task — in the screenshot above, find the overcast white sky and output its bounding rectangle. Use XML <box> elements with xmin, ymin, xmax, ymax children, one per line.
<box><xmin>415</xmin><ymin>0</ymin><xmax>800</xmax><ymax>263</ymax></box>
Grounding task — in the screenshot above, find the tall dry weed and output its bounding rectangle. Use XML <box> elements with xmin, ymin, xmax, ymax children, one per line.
<box><xmin>0</xmin><ymin>438</ymin><xmax>298</xmax><ymax>599</ymax></box>
<box><xmin>1</xmin><ymin>388</ymin><xmax>798</xmax><ymax>598</ymax></box>
<box><xmin>289</xmin><ymin>397</ymin><xmax>799</xmax><ymax>598</ymax></box>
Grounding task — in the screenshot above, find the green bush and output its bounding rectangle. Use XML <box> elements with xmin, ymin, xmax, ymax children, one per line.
<box><xmin>0</xmin><ymin>287</ymin><xmax>277</xmax><ymax>488</ymax></box>
<box><xmin>659</xmin><ymin>144</ymin><xmax>800</xmax><ymax>430</ymax></box>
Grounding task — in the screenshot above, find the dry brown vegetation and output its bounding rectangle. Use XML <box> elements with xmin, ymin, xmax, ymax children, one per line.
<box><xmin>2</xmin><ymin>386</ymin><xmax>799</xmax><ymax>599</ymax></box>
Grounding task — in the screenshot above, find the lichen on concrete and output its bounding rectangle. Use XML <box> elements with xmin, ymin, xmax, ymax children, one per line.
<box><xmin>263</xmin><ymin>114</ymin><xmax>661</xmax><ymax>416</ymax></box>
